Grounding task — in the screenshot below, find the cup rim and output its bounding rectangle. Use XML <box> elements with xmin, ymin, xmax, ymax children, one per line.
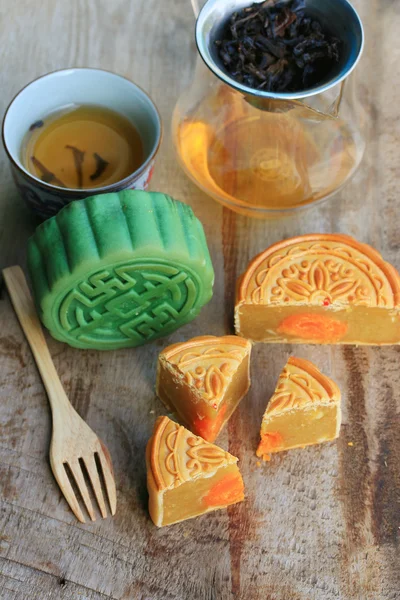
<box><xmin>2</xmin><ymin>67</ymin><xmax>163</xmax><ymax>196</ymax></box>
<box><xmin>196</xmin><ymin>0</ymin><xmax>365</xmax><ymax>101</ymax></box>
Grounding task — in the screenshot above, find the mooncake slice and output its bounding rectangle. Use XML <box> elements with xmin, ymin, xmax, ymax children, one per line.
<box><xmin>157</xmin><ymin>335</ymin><xmax>251</xmax><ymax>442</ymax></box>
<box><xmin>146</xmin><ymin>416</ymin><xmax>244</xmax><ymax>527</ymax></box>
<box><xmin>27</xmin><ymin>190</ymin><xmax>214</xmax><ymax>349</ymax></box>
<box><xmin>257</xmin><ymin>357</ymin><xmax>341</xmax><ymax>461</ymax></box>
<box><xmin>235</xmin><ymin>234</ymin><xmax>400</xmax><ymax>345</ymax></box>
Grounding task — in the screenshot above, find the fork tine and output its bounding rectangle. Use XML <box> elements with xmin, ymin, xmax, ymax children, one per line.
<box><xmin>51</xmin><ymin>461</ymin><xmax>86</xmax><ymax>523</ymax></box>
<box><xmin>97</xmin><ymin>449</ymin><xmax>117</xmax><ymax>516</ymax></box>
<box><xmin>82</xmin><ymin>455</ymin><xmax>107</xmax><ymax>519</ymax></box>
<box><xmin>67</xmin><ymin>460</ymin><xmax>96</xmax><ymax>522</ymax></box>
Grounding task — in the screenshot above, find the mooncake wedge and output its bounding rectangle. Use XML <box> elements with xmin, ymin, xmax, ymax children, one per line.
<box><xmin>257</xmin><ymin>357</ymin><xmax>341</xmax><ymax>461</ymax></box>
<box><xmin>156</xmin><ymin>335</ymin><xmax>251</xmax><ymax>442</ymax></box>
<box><xmin>146</xmin><ymin>416</ymin><xmax>244</xmax><ymax>527</ymax></box>
<box><xmin>27</xmin><ymin>190</ymin><xmax>214</xmax><ymax>349</ymax></box>
<box><xmin>235</xmin><ymin>234</ymin><xmax>400</xmax><ymax>345</ymax></box>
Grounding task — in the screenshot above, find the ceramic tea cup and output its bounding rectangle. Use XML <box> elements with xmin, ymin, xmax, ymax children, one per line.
<box><xmin>2</xmin><ymin>68</ymin><xmax>162</xmax><ymax>219</ymax></box>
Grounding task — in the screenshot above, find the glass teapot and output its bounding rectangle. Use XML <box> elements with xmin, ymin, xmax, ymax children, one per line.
<box><xmin>172</xmin><ymin>0</ymin><xmax>366</xmax><ymax>218</ymax></box>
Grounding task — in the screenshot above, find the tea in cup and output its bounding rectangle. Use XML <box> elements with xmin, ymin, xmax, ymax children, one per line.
<box><xmin>2</xmin><ymin>68</ymin><xmax>162</xmax><ymax>219</ymax></box>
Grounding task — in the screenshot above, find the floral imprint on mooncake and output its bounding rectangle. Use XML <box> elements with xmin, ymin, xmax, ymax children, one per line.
<box><xmin>237</xmin><ymin>235</ymin><xmax>400</xmax><ymax>308</ymax></box>
<box><xmin>161</xmin><ymin>336</ymin><xmax>250</xmax><ymax>407</ymax></box>
<box><xmin>177</xmin><ymin>348</ymin><xmax>244</xmax><ymax>403</ymax></box>
<box><xmin>266</xmin><ymin>357</ymin><xmax>341</xmax><ymax>415</ymax></box>
<box><xmin>150</xmin><ymin>417</ymin><xmax>237</xmax><ymax>491</ymax></box>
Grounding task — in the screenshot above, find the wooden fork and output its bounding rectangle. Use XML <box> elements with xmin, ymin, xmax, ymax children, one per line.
<box><xmin>3</xmin><ymin>266</ymin><xmax>117</xmax><ymax>523</ymax></box>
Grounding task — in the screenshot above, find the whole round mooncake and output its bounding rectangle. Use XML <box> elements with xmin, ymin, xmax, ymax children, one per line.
<box><xmin>27</xmin><ymin>191</ymin><xmax>214</xmax><ymax>349</ymax></box>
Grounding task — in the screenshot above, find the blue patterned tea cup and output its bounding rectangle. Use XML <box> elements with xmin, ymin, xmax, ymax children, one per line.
<box><xmin>2</xmin><ymin>68</ymin><xmax>162</xmax><ymax>220</ymax></box>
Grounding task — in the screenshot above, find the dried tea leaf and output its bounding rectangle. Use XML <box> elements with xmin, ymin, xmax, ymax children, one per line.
<box><xmin>216</xmin><ymin>0</ymin><xmax>341</xmax><ymax>93</ymax></box>
<box><xmin>65</xmin><ymin>145</ymin><xmax>85</xmax><ymax>188</ymax></box>
<box><xmin>30</xmin><ymin>156</ymin><xmax>66</xmax><ymax>187</ymax></box>
<box><xmin>90</xmin><ymin>153</ymin><xmax>109</xmax><ymax>181</ymax></box>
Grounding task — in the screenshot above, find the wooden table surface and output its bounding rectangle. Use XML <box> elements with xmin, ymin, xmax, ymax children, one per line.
<box><xmin>0</xmin><ymin>1</ymin><xmax>399</xmax><ymax>599</ymax></box>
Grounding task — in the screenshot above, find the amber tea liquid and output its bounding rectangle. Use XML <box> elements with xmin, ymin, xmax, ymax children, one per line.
<box><xmin>22</xmin><ymin>105</ymin><xmax>144</xmax><ymax>189</ymax></box>
<box><xmin>175</xmin><ymin>86</ymin><xmax>361</xmax><ymax>211</ymax></box>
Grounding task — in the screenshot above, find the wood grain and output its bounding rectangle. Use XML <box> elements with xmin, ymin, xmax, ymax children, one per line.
<box><xmin>0</xmin><ymin>0</ymin><xmax>399</xmax><ymax>599</ymax></box>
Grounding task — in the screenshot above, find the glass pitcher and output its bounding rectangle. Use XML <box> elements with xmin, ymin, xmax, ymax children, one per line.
<box><xmin>172</xmin><ymin>0</ymin><xmax>366</xmax><ymax>218</ymax></box>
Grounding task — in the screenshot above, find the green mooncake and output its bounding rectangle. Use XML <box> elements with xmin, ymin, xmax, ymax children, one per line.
<box><xmin>28</xmin><ymin>191</ymin><xmax>214</xmax><ymax>350</ymax></box>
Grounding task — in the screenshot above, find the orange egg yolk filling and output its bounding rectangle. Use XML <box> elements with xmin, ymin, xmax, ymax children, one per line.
<box><xmin>192</xmin><ymin>404</ymin><xmax>228</xmax><ymax>442</ymax></box>
<box><xmin>203</xmin><ymin>473</ymin><xmax>244</xmax><ymax>508</ymax></box>
<box><xmin>256</xmin><ymin>431</ymin><xmax>284</xmax><ymax>461</ymax></box>
<box><xmin>277</xmin><ymin>313</ymin><xmax>348</xmax><ymax>342</ymax></box>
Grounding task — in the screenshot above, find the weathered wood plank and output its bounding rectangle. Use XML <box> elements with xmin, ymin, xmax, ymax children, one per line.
<box><xmin>0</xmin><ymin>557</ymin><xmax>110</xmax><ymax>599</ymax></box>
<box><xmin>0</xmin><ymin>0</ymin><xmax>399</xmax><ymax>598</ymax></box>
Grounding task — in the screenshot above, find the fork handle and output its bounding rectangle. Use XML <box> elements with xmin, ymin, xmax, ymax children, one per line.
<box><xmin>3</xmin><ymin>266</ymin><xmax>73</xmax><ymax>418</ymax></box>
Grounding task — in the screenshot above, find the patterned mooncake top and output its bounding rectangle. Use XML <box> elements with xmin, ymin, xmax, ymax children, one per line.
<box><xmin>237</xmin><ymin>234</ymin><xmax>400</xmax><ymax>309</ymax></box>
<box><xmin>149</xmin><ymin>416</ymin><xmax>238</xmax><ymax>491</ymax></box>
<box><xmin>160</xmin><ymin>336</ymin><xmax>251</xmax><ymax>408</ymax></box>
<box><xmin>265</xmin><ymin>357</ymin><xmax>341</xmax><ymax>417</ymax></box>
